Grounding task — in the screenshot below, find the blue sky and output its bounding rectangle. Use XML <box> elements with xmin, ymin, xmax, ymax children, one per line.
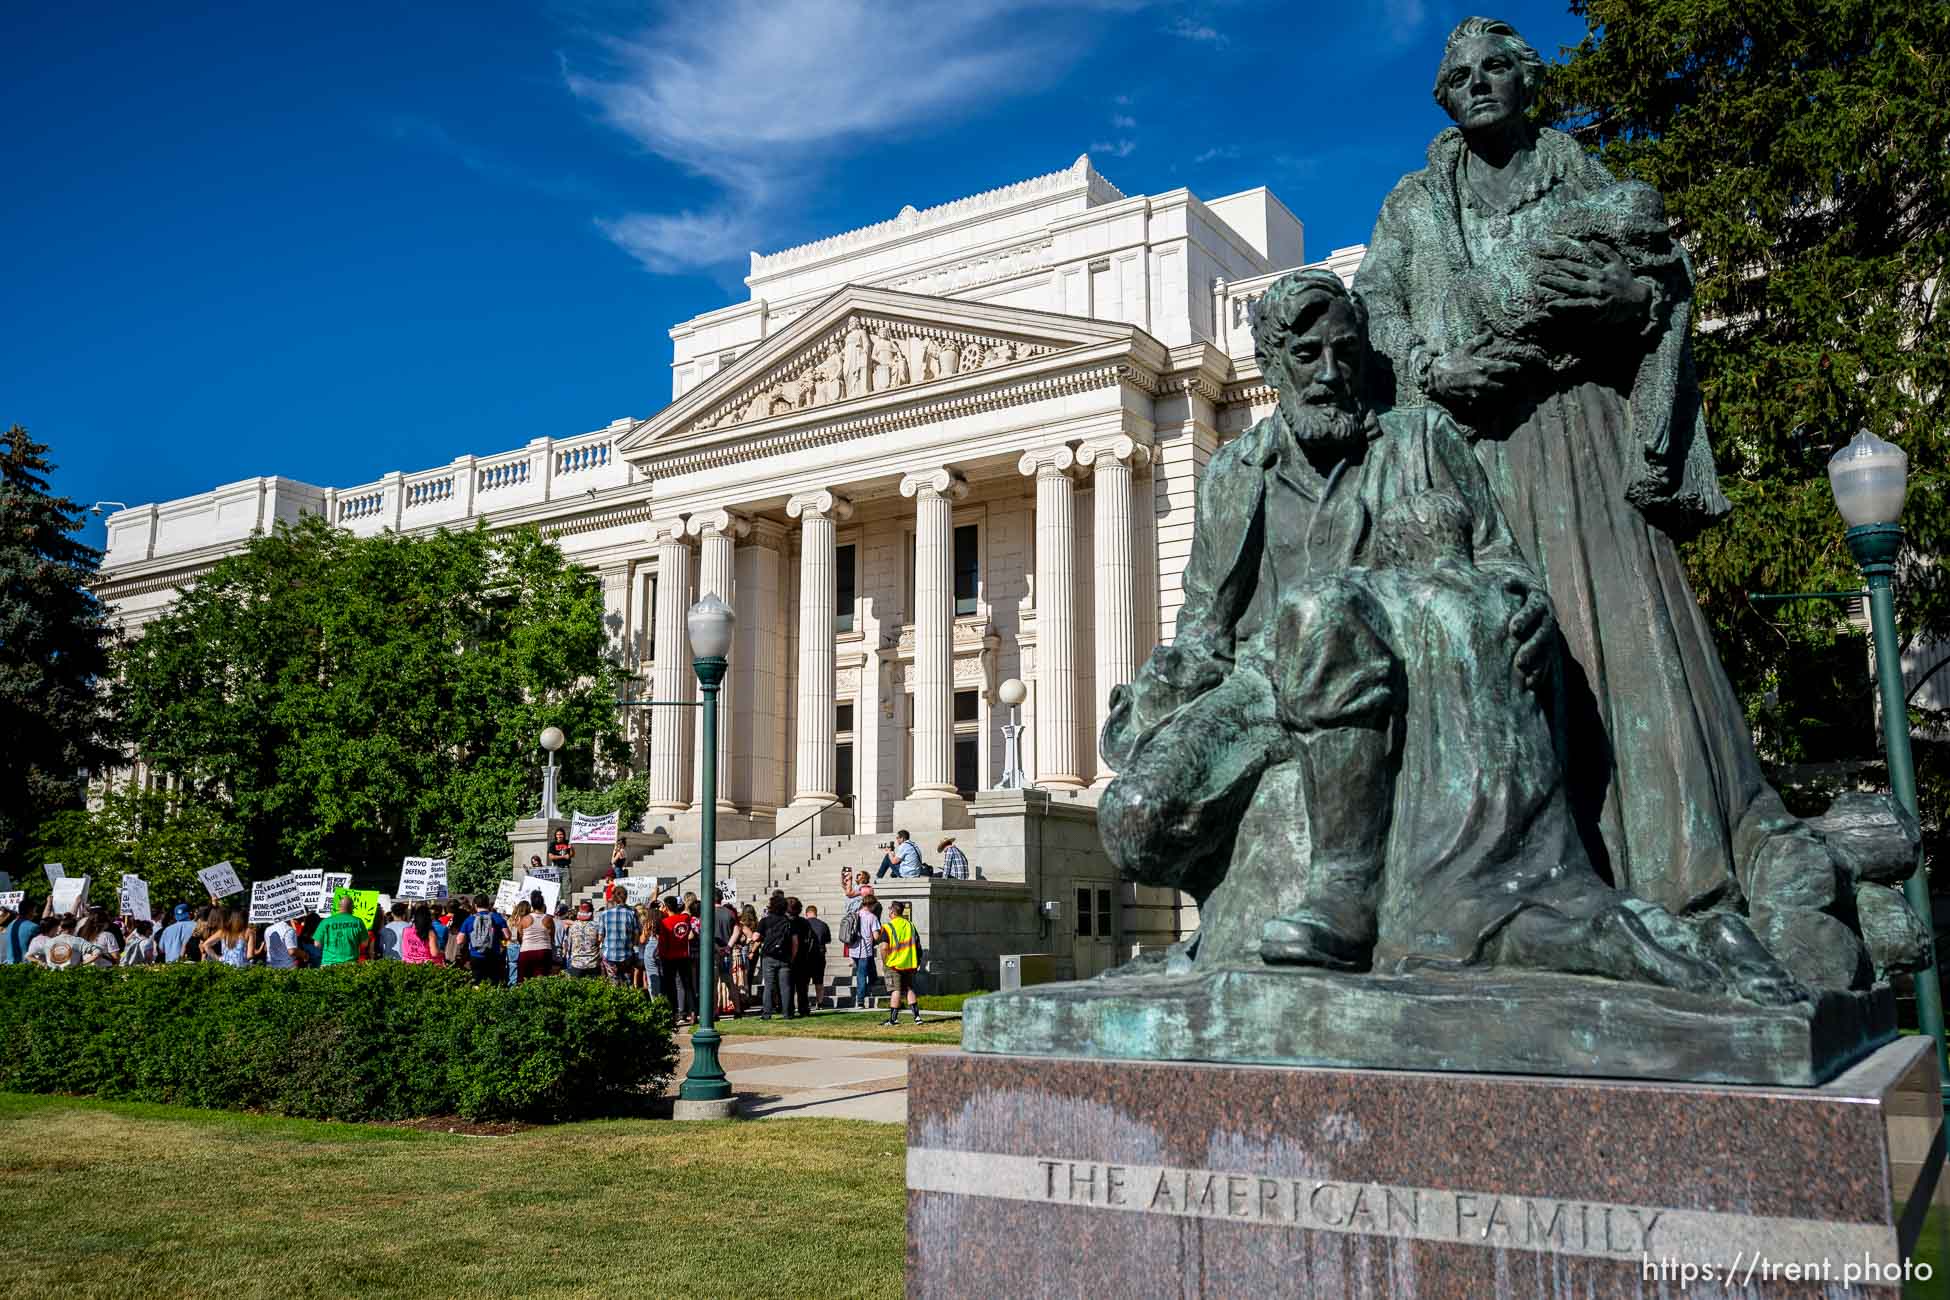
<box><xmin>4</xmin><ymin>0</ymin><xmax>1589</xmax><ymax>549</ymax></box>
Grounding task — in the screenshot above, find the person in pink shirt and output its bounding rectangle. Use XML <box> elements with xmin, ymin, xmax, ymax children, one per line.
<box><xmin>400</xmin><ymin>904</ymin><xmax>445</xmax><ymax>965</ymax></box>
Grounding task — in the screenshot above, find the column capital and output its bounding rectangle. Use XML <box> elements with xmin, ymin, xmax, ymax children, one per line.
<box><xmin>899</xmin><ymin>467</ymin><xmax>969</xmax><ymax>501</ymax></box>
<box><xmin>686</xmin><ymin>508</ymin><xmax>751</xmax><ymax>540</ymax></box>
<box><xmin>1076</xmin><ymin>433</ymin><xmax>1153</xmax><ymax>472</ymax></box>
<box><xmin>785</xmin><ymin>489</ymin><xmax>855</xmax><ymax>522</ymax></box>
<box><xmin>1017</xmin><ymin>444</ymin><xmax>1078</xmax><ymax>479</ymax></box>
<box><xmin>649</xmin><ymin>516</ymin><xmax>692</xmax><ymax>546</ymax></box>
<box><xmin>745</xmin><ymin>517</ymin><xmax>791</xmax><ymax>551</ymax></box>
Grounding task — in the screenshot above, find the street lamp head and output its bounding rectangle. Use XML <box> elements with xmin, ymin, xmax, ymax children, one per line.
<box><xmin>687</xmin><ymin>593</ymin><xmax>735</xmax><ymax>660</ymax></box>
<box><xmin>1828</xmin><ymin>429</ymin><xmax>1908</xmax><ymax>529</ymax></box>
<box><xmin>539</xmin><ymin>726</ymin><xmax>566</xmax><ymax>753</ymax></box>
<box><xmin>998</xmin><ymin>677</ymin><xmax>1028</xmax><ymax>708</ymax></box>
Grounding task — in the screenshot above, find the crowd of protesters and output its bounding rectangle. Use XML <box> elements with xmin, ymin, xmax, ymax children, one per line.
<box><xmin>1</xmin><ymin>879</ymin><xmax>926</xmax><ymax>1025</ymax></box>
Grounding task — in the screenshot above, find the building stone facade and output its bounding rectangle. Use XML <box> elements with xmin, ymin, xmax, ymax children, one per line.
<box><xmin>95</xmin><ymin>155</ymin><xmax>1366</xmax><ymax>989</ymax></box>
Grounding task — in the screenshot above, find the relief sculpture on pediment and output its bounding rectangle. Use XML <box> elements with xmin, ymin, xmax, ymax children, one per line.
<box><xmin>695</xmin><ymin>316</ymin><xmax>1053</xmax><ymax>434</ymax></box>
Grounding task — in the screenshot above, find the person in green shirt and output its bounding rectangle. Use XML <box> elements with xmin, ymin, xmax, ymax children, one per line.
<box><xmin>314</xmin><ymin>896</ymin><xmax>368</xmax><ymax>967</ymax></box>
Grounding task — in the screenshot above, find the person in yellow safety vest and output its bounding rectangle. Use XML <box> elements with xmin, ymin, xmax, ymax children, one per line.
<box><xmin>878</xmin><ymin>901</ymin><xmax>922</xmax><ymax>1027</ymax></box>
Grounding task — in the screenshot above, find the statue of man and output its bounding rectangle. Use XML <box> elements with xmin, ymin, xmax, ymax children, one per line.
<box><xmin>1099</xmin><ymin>269</ymin><xmax>1801</xmax><ymax>1004</ymax></box>
<box><xmin>1102</xmin><ymin>268</ymin><xmax>1547</xmax><ymax>966</ymax></box>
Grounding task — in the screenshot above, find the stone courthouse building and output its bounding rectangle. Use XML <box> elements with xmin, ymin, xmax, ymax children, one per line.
<box><xmin>95</xmin><ymin>156</ymin><xmax>1364</xmax><ymax>988</ymax></box>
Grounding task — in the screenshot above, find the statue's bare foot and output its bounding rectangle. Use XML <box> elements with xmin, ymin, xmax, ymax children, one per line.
<box><xmin>1261</xmin><ymin>914</ymin><xmax>1370</xmax><ymax>970</ymax></box>
<box><xmin>1583</xmin><ymin>905</ymin><xmax>1724</xmax><ymax>991</ymax></box>
<box><xmin>1495</xmin><ymin>904</ymin><xmax>1717</xmax><ymax>991</ymax></box>
<box><xmin>1697</xmin><ymin>913</ymin><xmax>1810</xmax><ymax>1007</ymax></box>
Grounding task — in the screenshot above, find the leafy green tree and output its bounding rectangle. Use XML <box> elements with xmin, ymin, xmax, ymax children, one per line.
<box><xmin>0</xmin><ymin>425</ymin><xmax>117</xmax><ymax>862</ymax></box>
<box><xmin>1540</xmin><ymin>0</ymin><xmax>1949</xmax><ymax>847</ymax></box>
<box><xmin>27</xmin><ymin>788</ymin><xmax>247</xmax><ymax>911</ymax></box>
<box><xmin>115</xmin><ymin>516</ymin><xmax>625</xmax><ymax>888</ymax></box>
<box><xmin>555</xmin><ymin>776</ymin><xmax>650</xmax><ymax>834</ymax></box>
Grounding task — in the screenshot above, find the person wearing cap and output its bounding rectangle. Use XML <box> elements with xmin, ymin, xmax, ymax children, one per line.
<box><xmin>158</xmin><ymin>903</ymin><xmax>198</xmax><ymax>962</ymax></box>
<box><xmin>564</xmin><ymin>901</ymin><xmax>603</xmax><ymax>978</ymax></box>
<box><xmin>938</xmin><ymin>837</ymin><xmax>970</xmax><ymax>881</ymax></box>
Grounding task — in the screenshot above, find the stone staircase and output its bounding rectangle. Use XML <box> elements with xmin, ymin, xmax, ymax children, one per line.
<box><xmin>564</xmin><ymin>829</ymin><xmax>896</xmax><ymax>1006</ymax></box>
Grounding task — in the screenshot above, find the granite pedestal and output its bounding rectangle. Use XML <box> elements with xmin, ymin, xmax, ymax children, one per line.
<box><xmin>907</xmin><ymin>1036</ymin><xmax>1942</xmax><ymax>1298</ymax></box>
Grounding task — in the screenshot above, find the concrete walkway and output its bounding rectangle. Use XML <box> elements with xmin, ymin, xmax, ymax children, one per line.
<box><xmin>669</xmin><ymin>1032</ymin><xmax>953</xmax><ymax>1123</ymax></box>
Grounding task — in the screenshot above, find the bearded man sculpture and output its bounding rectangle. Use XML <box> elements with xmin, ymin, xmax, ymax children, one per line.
<box><xmin>1093</xmin><ymin>266</ymin><xmax>1798</xmax><ymax>1007</ymax></box>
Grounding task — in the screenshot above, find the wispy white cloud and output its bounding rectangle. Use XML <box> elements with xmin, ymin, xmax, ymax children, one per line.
<box><xmin>565</xmin><ymin>0</ymin><xmax>1155</xmax><ymax>273</ymax></box>
<box><xmin>1111</xmin><ymin>113</ymin><xmax>1138</xmax><ymax>129</ymax></box>
<box><xmin>596</xmin><ymin>209</ymin><xmax>774</xmax><ymax>276</ymax></box>
<box><xmin>1166</xmin><ymin>16</ymin><xmax>1228</xmax><ymax>46</ymax></box>
<box><xmin>1193</xmin><ymin>144</ymin><xmax>1240</xmax><ymax>165</ymax></box>
<box><xmin>1090</xmin><ymin>138</ymin><xmax>1138</xmax><ymax>159</ymax></box>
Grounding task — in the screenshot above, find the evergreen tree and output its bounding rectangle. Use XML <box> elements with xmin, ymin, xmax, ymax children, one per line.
<box><xmin>1540</xmin><ymin>0</ymin><xmax>1949</xmax><ymax>839</ymax></box>
<box><xmin>0</xmin><ymin>425</ymin><xmax>116</xmax><ymax>861</ymax></box>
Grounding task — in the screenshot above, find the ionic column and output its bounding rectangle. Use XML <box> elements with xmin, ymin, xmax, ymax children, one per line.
<box><xmin>1078</xmin><ymin>434</ymin><xmax>1152</xmax><ymax>785</ymax></box>
<box><xmin>647</xmin><ymin>519</ymin><xmax>693</xmax><ymax>814</ymax></box>
<box><xmin>1019</xmin><ymin>445</ymin><xmax>1086</xmax><ymax>791</ymax></box>
<box><xmin>687</xmin><ymin>509</ymin><xmax>748</xmax><ymax>815</ymax></box>
<box><xmin>786</xmin><ymin>489</ymin><xmax>853</xmax><ymax>816</ymax></box>
<box><xmin>898</xmin><ymin>467</ymin><xmax>969</xmax><ymax>812</ymax></box>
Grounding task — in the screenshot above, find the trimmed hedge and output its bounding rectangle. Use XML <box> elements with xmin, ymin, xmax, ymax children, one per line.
<box><xmin>0</xmin><ymin>962</ymin><xmax>676</xmax><ymax>1123</ymax></box>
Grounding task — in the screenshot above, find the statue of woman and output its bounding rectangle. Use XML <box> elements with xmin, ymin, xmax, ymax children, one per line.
<box><xmin>1354</xmin><ymin>17</ymin><xmax>1873</xmax><ymax>986</ymax></box>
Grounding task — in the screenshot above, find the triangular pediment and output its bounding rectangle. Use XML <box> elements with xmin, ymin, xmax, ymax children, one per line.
<box><xmin>620</xmin><ymin>285</ymin><xmax>1154</xmax><ymax>457</ymax></box>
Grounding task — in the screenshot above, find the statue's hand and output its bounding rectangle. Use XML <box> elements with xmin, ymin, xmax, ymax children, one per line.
<box><xmin>1536</xmin><ymin>238</ymin><xmax>1650</xmax><ymax>323</ymax></box>
<box><xmin>1504</xmin><ymin>576</ymin><xmax>1554</xmax><ymax>691</ymax></box>
<box><xmin>1428</xmin><ymin>333</ymin><xmax>1520</xmax><ymax>403</ymax></box>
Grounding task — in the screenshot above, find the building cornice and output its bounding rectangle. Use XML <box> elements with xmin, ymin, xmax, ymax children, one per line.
<box><xmin>747</xmin><ymin>155</ymin><xmax>1124</xmax><ymax>280</ymax></box>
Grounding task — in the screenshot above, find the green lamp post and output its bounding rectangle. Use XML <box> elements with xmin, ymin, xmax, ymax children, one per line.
<box><xmin>1828</xmin><ymin>429</ymin><xmax>1946</xmax><ymax>1083</ymax></box>
<box><xmin>675</xmin><ymin>592</ymin><xmax>737</xmax><ymax>1119</ymax></box>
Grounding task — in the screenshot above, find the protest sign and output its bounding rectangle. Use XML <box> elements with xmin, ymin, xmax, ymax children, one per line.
<box><xmin>719</xmin><ymin>876</ymin><xmax>739</xmax><ymax>907</ymax></box>
<box><xmin>377</xmin><ymin>893</ymin><xmax>394</xmax><ymax>918</ymax></box>
<box><xmin>199</xmin><ymin>862</ymin><xmax>244</xmax><ymax>899</ymax></box>
<box><xmin>619</xmin><ymin>877</ymin><xmax>665</xmax><ymax>905</ymax></box>
<box><xmin>120</xmin><ymin>875</ymin><xmax>152</xmax><ymax>924</ymax></box>
<box><xmin>396</xmin><ymin>857</ymin><xmax>449</xmax><ymax>901</ymax></box>
<box><xmin>570</xmin><ymin>810</ymin><xmax>618</xmax><ymax>845</ymax></box>
<box><xmin>44</xmin><ymin>864</ymin><xmax>65</xmax><ymax>886</ymax></box>
<box><xmin>331</xmin><ymin>887</ymin><xmax>381</xmax><ymax>928</ymax></box>
<box><xmin>249</xmin><ymin>875</ymin><xmax>306</xmax><ymax>924</ymax></box>
<box><xmin>0</xmin><ymin>891</ymin><xmax>25</xmax><ymax>912</ymax></box>
<box><xmin>289</xmin><ymin>870</ymin><xmax>324</xmax><ymax>912</ymax></box>
<box><xmin>492</xmin><ymin>880</ymin><xmax>520</xmax><ymax>914</ymax></box>
<box><xmin>321</xmin><ymin>873</ymin><xmax>352</xmax><ymax>910</ymax></box>
<box><xmin>529</xmin><ymin>864</ymin><xmax>561</xmax><ymax>883</ymax></box>
<box><xmin>517</xmin><ymin>874</ymin><xmax>561</xmax><ymax>914</ymax></box>
<box><xmin>49</xmin><ymin>875</ymin><xmax>90</xmax><ymax>914</ymax></box>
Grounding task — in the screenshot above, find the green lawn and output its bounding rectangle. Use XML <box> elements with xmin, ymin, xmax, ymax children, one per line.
<box><xmin>0</xmin><ymin>1093</ymin><xmax>905</xmax><ymax>1300</ymax></box>
<box><xmin>708</xmin><ymin>1007</ymin><xmax>962</xmax><ymax>1044</ymax></box>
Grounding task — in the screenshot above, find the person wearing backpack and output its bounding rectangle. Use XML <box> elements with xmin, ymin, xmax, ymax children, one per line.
<box><xmin>754</xmin><ymin>892</ymin><xmax>799</xmax><ymax>1020</ymax></box>
<box><xmin>460</xmin><ymin>893</ymin><xmax>509</xmax><ymax>984</ymax></box>
<box><xmin>844</xmin><ymin>899</ymin><xmax>882</xmax><ymax>1011</ymax></box>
